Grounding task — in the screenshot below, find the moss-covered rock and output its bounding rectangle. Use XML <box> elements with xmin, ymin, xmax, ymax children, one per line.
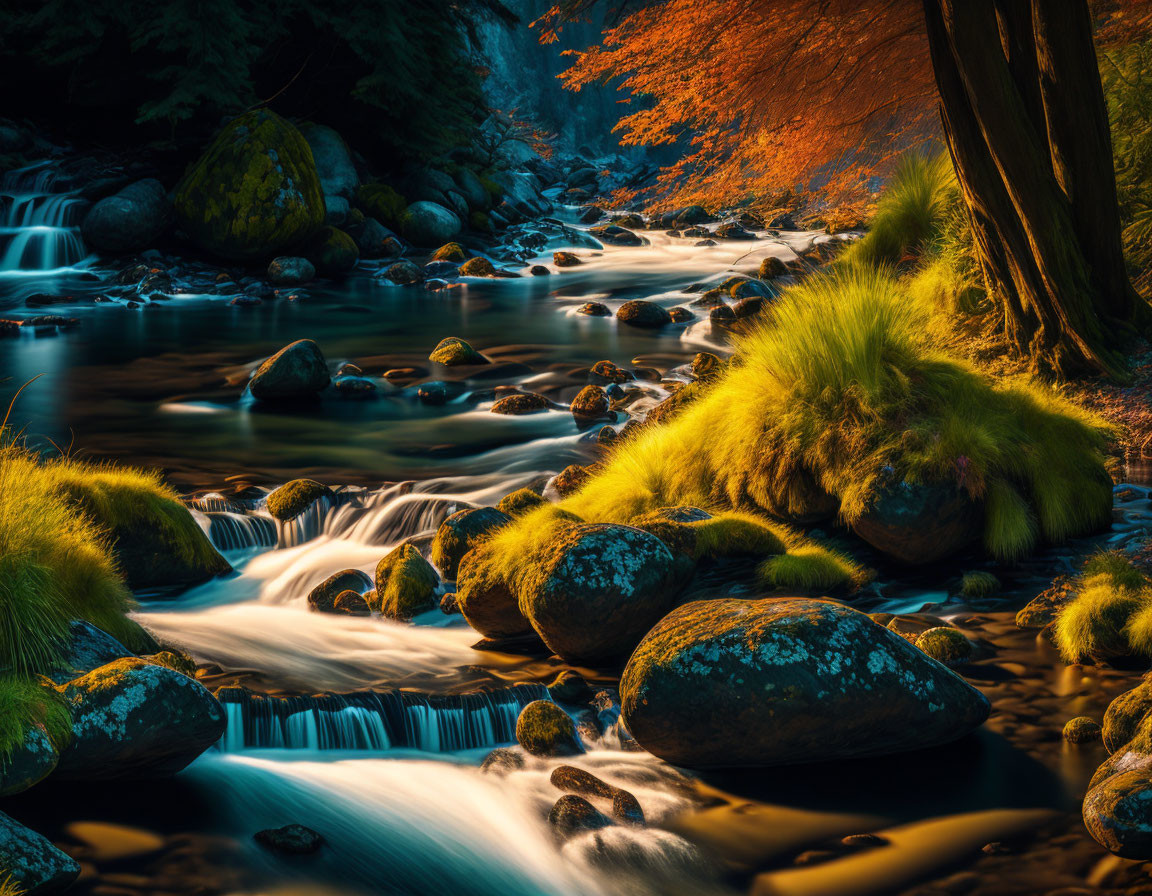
<box><xmin>570</xmin><ymin>385</ymin><xmax>609</xmax><ymax>422</ymax></box>
<box><xmin>589</xmin><ymin>360</ymin><xmax>631</xmax><ymax>385</ymax></box>
<box><xmin>266</xmin><ymin>479</ymin><xmax>334</xmax><ymax>521</ymax></box>
<box><xmin>515</xmin><ymin>700</ymin><xmax>582</xmax><ymax>756</ymax></box>
<box><xmin>57</xmin><ymin>657</ymin><xmax>226</xmax><ymax>778</ymax></box>
<box><xmin>431</xmin><ymin>242</ymin><xmax>467</xmax><ymax>262</ymax></box>
<box><xmin>491</xmin><ymin>393</ymin><xmax>550</xmax><ymax>415</ymax></box>
<box><xmin>355</xmin><ymin>183</ymin><xmax>407</xmax><ymax>230</ymax></box>
<box><xmin>553</xmin><ymin>251</ymin><xmax>582</xmax><ymax>268</ymax></box>
<box><xmin>1103</xmin><ymin>678</ymin><xmax>1152</xmax><ymax>753</ymax></box>
<box><xmin>306</xmin><ymin>568</ymin><xmax>372</xmax><ymax>613</ymax></box>
<box><xmin>915</xmin><ymin>627</ymin><xmax>975</xmax><ymax>666</ymax></box>
<box><xmin>459</xmin><ymin>256</ymin><xmax>497</xmax><ymax>277</ymax></box>
<box><xmin>552</xmin><ymin>465</ymin><xmax>591</xmax><ymax>498</ymax></box>
<box><xmin>143</xmin><ymin>649</ymin><xmax>197</xmax><ymax>678</ymax></box>
<box><xmin>691</xmin><ymin>352</ymin><xmax>725</xmax><ymax>381</ymax></box>
<box><xmin>620</xmin><ymin>598</ymin><xmax>991</xmax><ymax>768</ymax></box>
<box><xmin>456</xmin><ymin>542</ymin><xmax>533</xmax><ymax>639</ymax></box>
<box><xmin>429</xmin><ymin>337</ymin><xmax>488</xmax><ymax>366</ymax></box>
<box><xmin>249</xmin><ymin>339</ymin><xmax>331</xmax><ymax>402</ymax></box>
<box><xmin>517</xmin><ymin>523</ymin><xmax>678</xmax><ymax>664</ymax></box>
<box><xmin>758</xmin><ymin>256</ymin><xmax>788</xmax><ymax>279</ymax></box>
<box><xmin>174</xmin><ymin>109</ymin><xmax>324</xmax><ymax>260</ymax></box>
<box><xmin>373</xmin><ymin>544</ymin><xmax>439</xmax><ymax>620</ymax></box>
<box><xmin>304</xmin><ymin>225</ymin><xmax>358</xmax><ymax>276</ymax></box>
<box><xmin>267</xmin><ymin>256</ymin><xmax>316</xmax><ymax>286</ymax></box>
<box><xmin>332</xmin><ymin>590</ymin><xmax>371</xmax><ymax>615</ymax></box>
<box><xmin>496</xmin><ymin>488</ymin><xmax>547</xmax><ymax>517</ymax></box>
<box><xmin>1064</xmin><ymin>716</ymin><xmax>1102</xmax><ymax>743</ymax></box>
<box><xmin>430</xmin><ymin>507</ymin><xmax>512</xmax><ymax>579</ymax></box>
<box><xmin>617</xmin><ymin>300</ymin><xmax>671</xmax><ymax>328</ymax></box>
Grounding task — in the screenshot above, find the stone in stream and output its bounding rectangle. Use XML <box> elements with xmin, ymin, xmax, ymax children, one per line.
<box><xmin>517</xmin><ymin>523</ymin><xmax>679</xmax><ymax>664</ymax></box>
<box><xmin>0</xmin><ymin>810</ymin><xmax>80</xmax><ymax>895</ymax></box>
<box><xmin>332</xmin><ymin>590</ymin><xmax>371</xmax><ymax>616</ymax></box>
<box><xmin>428</xmin><ymin>337</ymin><xmax>489</xmax><ymax>366</ymax></box>
<box><xmin>306</xmin><ymin>568</ymin><xmax>373</xmax><ymax>613</ymax></box>
<box><xmin>709</xmin><ymin>304</ymin><xmax>736</xmax><ymax>323</ymax></box>
<box><xmin>547</xmin><ymin>670</ymin><xmax>595</xmax><ymax>704</ymax></box>
<box><xmin>254</xmin><ymin>823</ymin><xmax>325</xmax><ymax>855</ymax></box>
<box><xmin>303</xmin><ymin>225</ymin><xmax>359</xmax><ymax>276</ymax></box>
<box><xmin>495</xmin><ymin>488</ymin><xmax>546</xmax><ymax>517</ymax></box>
<box><xmin>617</xmin><ymin>300</ymin><xmax>671</xmax><ymax>328</ymax></box>
<box><xmin>549</xmin><ymin>795</ymin><xmax>613</xmax><ymax>839</ymax></box>
<box><xmin>56</xmin><ymin>658</ymin><xmax>226</xmax><ymax>779</ymax></box>
<box><xmin>267</xmin><ymin>478</ymin><xmax>334</xmax><ymax>522</ymax></box>
<box><xmin>530</xmin><ymin>265</ymin><xmax>551</xmax><ymax>276</ymax></box>
<box><xmin>480</xmin><ymin>747</ymin><xmax>526</xmax><ymax>776</ymax></box>
<box><xmin>249</xmin><ymin>339</ymin><xmax>331</xmax><ymax>401</ymax></box>
<box><xmin>1103</xmin><ymin>678</ymin><xmax>1152</xmax><ymax>752</ymax></box>
<box><xmin>174</xmin><ymin>109</ymin><xmax>324</xmax><ymax>260</ymax></box>
<box><xmin>384</xmin><ymin>260</ymin><xmax>423</xmax><ymax>285</ymax></box>
<box><xmin>516</xmin><ymin>701</ymin><xmax>583</xmax><ymax>757</ymax></box>
<box><xmin>373</xmin><ymin>543</ymin><xmax>439</xmax><ymax>620</ymax></box>
<box><xmin>459</xmin><ymin>256</ymin><xmax>497</xmax><ymax>277</ymax></box>
<box><xmin>431</xmin><ymin>242</ymin><xmax>467</xmax><ymax>262</ymax></box>
<box><xmin>82</xmin><ymin>178</ymin><xmax>170</xmax><ymax>253</ymax></box>
<box><xmin>915</xmin><ymin>627</ymin><xmax>975</xmax><ymax>666</ymax></box>
<box><xmin>429</xmin><ymin>507</ymin><xmax>512</xmax><ymax>579</ymax></box>
<box><xmin>1063</xmin><ymin>717</ymin><xmax>1102</xmax><ymax>744</ymax></box>
<box><xmin>549</xmin><ymin>464</ymin><xmax>591</xmax><ymax>498</ymax></box>
<box><xmin>715</xmin><ymin>222</ymin><xmax>756</xmax><ymax>240</ymax></box>
<box><xmin>620</xmin><ymin>598</ymin><xmax>991</xmax><ymax>768</ymax></box>
<box><xmin>491</xmin><ymin>392</ymin><xmax>550</xmax><ymax>415</ymax></box>
<box><xmin>589</xmin><ymin>224</ymin><xmax>644</xmax><ymax>247</ymax></box>
<box><xmin>692</xmin><ymin>351</ymin><xmax>724</xmax><ymax>381</ymax></box>
<box><xmin>456</xmin><ymin>543</ymin><xmax>534</xmax><ymax>640</ymax></box>
<box><xmin>577</xmin><ymin>302</ymin><xmax>611</xmax><ymax>317</ymax></box>
<box><xmin>46</xmin><ymin>620</ymin><xmax>136</xmax><ymax>685</ymax></box>
<box><xmin>267</xmin><ymin>256</ymin><xmax>315</xmax><ymax>286</ymax></box>
<box><xmin>589</xmin><ymin>360</ymin><xmax>632</xmax><ymax>385</ymax></box>
<box><xmin>669</xmin><ymin>307</ymin><xmax>694</xmax><ymax>322</ymax></box>
<box><xmin>570</xmin><ymin>385</ymin><xmax>609</xmax><ymax>423</ymax></box>
<box><xmin>759</xmin><ymin>255</ymin><xmax>788</xmax><ymax>279</ymax></box>
<box><xmin>553</xmin><ymin>251</ymin><xmax>582</xmax><ymax>267</ymax></box>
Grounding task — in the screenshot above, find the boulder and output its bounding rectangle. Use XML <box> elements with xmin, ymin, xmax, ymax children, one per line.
<box><xmin>620</xmin><ymin>598</ymin><xmax>990</xmax><ymax>768</ymax></box>
<box><xmin>249</xmin><ymin>339</ymin><xmax>330</xmax><ymax>402</ymax></box>
<box><xmin>851</xmin><ymin>477</ymin><xmax>981</xmax><ymax>564</ymax></box>
<box><xmin>431</xmin><ymin>242</ymin><xmax>467</xmax><ymax>263</ymax></box>
<box><xmin>255</xmin><ymin>823</ymin><xmax>325</xmax><ymax>855</ymax></box>
<box><xmin>589</xmin><ymin>360</ymin><xmax>631</xmax><ymax>385</ymax></box>
<box><xmin>1103</xmin><ymin>678</ymin><xmax>1152</xmax><ymax>753</ymax></box>
<box><xmin>430</xmin><ymin>507</ymin><xmax>512</xmax><ymax>579</ymax></box>
<box><xmin>577</xmin><ymin>302</ymin><xmax>611</xmax><ymax>317</ymax></box>
<box><xmin>174</xmin><ymin>109</ymin><xmax>324</xmax><ymax>260</ymax></box>
<box><xmin>1085</xmin><ymin>765</ymin><xmax>1152</xmax><ymax>859</ymax></box>
<box><xmin>617</xmin><ymin>300</ymin><xmax>671</xmax><ymax>329</ymax></box>
<box><xmin>303</xmin><ymin>226</ymin><xmax>358</xmax><ymax>276</ymax></box>
<box><xmin>332</xmin><ymin>590</ymin><xmax>371</xmax><ymax>616</ymax></box>
<box><xmin>492</xmin><ymin>393</ymin><xmax>550</xmax><ymax>415</ymax></box>
<box><xmin>915</xmin><ymin>627</ymin><xmax>974</xmax><ymax>666</ymax></box>
<box><xmin>590</xmin><ymin>225</ymin><xmax>643</xmax><ymax>247</ymax></box>
<box><xmin>456</xmin><ymin>543</ymin><xmax>533</xmax><ymax>639</ymax></box>
<box><xmin>551</xmin><ymin>465</ymin><xmax>590</xmax><ymax>498</ymax></box>
<box><xmin>353</xmin><ymin>217</ymin><xmax>395</xmax><ymax>259</ymax></box>
<box><xmin>452</xmin><ymin>168</ymin><xmax>490</xmax><ymax>212</ymax></box>
<box><xmin>516</xmin><ymin>700</ymin><xmax>582</xmax><ymax>756</ymax></box>
<box><xmin>553</xmin><ymin>252</ymin><xmax>582</xmax><ymax>268</ymax></box>
<box><xmin>0</xmin><ymin>726</ymin><xmax>60</xmax><ymax>797</ymax></box>
<box><xmin>759</xmin><ymin>255</ymin><xmax>788</xmax><ymax>279</ymax></box>
<box><xmin>373</xmin><ymin>544</ymin><xmax>439</xmax><ymax>620</ymax></box>
<box><xmin>300</xmin><ymin>123</ymin><xmax>358</xmax><ymax>199</ymax></box>
<box><xmin>570</xmin><ymin>385</ymin><xmax>609</xmax><ymax>422</ymax></box>
<box><xmin>266</xmin><ymin>478</ymin><xmax>334</xmax><ymax>521</ymax></box>
<box><xmin>549</xmin><ymin>796</ymin><xmax>612</xmax><ymax>839</ymax></box>
<box><xmin>518</xmin><ymin>523</ymin><xmax>678</xmax><ymax>664</ymax></box>
<box><xmin>400</xmin><ymin>201</ymin><xmax>462</xmax><ymax>247</ymax></box>
<box><xmin>496</xmin><ymin>488</ymin><xmax>546</xmax><ymax>517</ymax></box>
<box><xmin>307</xmin><ymin>568</ymin><xmax>373</xmax><ymax>613</ymax></box>
<box><xmin>429</xmin><ymin>337</ymin><xmax>488</xmax><ymax>367</ymax></box>
<box><xmin>1064</xmin><ymin>717</ymin><xmax>1102</xmax><ymax>744</ymax></box>
<box><xmin>0</xmin><ymin>811</ymin><xmax>80</xmax><ymax>895</ymax></box>
<box><xmin>384</xmin><ymin>260</ymin><xmax>423</xmax><ymax>285</ymax></box>
<box><xmin>459</xmin><ymin>256</ymin><xmax>497</xmax><ymax>277</ymax></box>
<box><xmin>57</xmin><ymin>658</ymin><xmax>226</xmax><ymax>778</ymax></box>
<box><xmin>267</xmin><ymin>256</ymin><xmax>315</xmax><ymax>286</ymax></box>
<box><xmin>81</xmin><ymin>178</ymin><xmax>169</xmax><ymax>253</ymax></box>
<box><xmin>47</xmin><ymin>621</ymin><xmax>134</xmax><ymax>685</ymax></box>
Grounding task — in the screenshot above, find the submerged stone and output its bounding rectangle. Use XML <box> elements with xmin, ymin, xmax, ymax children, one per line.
<box><xmin>620</xmin><ymin>598</ymin><xmax>990</xmax><ymax>768</ymax></box>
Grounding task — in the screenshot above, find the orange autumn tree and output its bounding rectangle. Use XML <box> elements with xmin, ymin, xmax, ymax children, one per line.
<box><xmin>545</xmin><ymin>0</ymin><xmax>1152</xmax><ymax>379</ymax></box>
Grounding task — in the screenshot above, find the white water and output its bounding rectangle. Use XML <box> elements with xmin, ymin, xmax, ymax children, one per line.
<box><xmin>0</xmin><ymin>164</ymin><xmax>89</xmax><ymax>274</ymax></box>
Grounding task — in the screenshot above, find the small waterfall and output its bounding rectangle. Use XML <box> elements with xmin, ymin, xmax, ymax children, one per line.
<box><xmin>0</xmin><ymin>163</ymin><xmax>88</xmax><ymax>273</ymax></box>
<box><xmin>202</xmin><ymin>511</ymin><xmax>278</xmax><ymax>553</ymax></box>
<box><xmin>215</xmin><ymin>684</ymin><xmax>550</xmax><ymax>753</ymax></box>
<box><xmin>273</xmin><ymin>496</ymin><xmax>334</xmax><ymax>548</ymax></box>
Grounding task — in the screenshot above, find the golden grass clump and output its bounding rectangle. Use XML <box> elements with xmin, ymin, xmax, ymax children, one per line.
<box><xmin>1054</xmin><ymin>554</ymin><xmax>1152</xmax><ymax>663</ymax></box>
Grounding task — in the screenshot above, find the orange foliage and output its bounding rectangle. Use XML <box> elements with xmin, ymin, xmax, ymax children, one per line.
<box><xmin>541</xmin><ymin>0</ymin><xmax>1152</xmax><ymax>213</ymax></box>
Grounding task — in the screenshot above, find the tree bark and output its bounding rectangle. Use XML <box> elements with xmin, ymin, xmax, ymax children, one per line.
<box><xmin>922</xmin><ymin>0</ymin><xmax>1137</xmax><ymax>380</ymax></box>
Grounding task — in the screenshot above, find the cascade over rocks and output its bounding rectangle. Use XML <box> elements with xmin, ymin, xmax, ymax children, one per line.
<box><xmin>174</xmin><ymin>109</ymin><xmax>325</xmax><ymax>260</ymax></box>
<box><xmin>620</xmin><ymin>598</ymin><xmax>991</xmax><ymax>768</ymax></box>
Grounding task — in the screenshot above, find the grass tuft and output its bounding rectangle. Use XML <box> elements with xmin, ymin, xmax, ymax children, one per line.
<box><xmin>758</xmin><ymin>544</ymin><xmax>862</xmax><ymax>591</ymax></box>
<box><xmin>959</xmin><ymin>570</ymin><xmax>1000</xmax><ymax>599</ymax></box>
<box><xmin>0</xmin><ymin>675</ymin><xmax>71</xmax><ymax>764</ymax></box>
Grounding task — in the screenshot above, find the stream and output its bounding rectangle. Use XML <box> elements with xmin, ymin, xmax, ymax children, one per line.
<box><xmin>3</xmin><ymin>161</ymin><xmax>1150</xmax><ymax>896</ymax></box>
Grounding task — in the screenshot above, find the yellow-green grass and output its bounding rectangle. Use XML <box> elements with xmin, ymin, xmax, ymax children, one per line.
<box><xmin>0</xmin><ymin>445</ymin><xmax>156</xmax><ymax>677</ymax></box>
<box><xmin>1054</xmin><ymin>556</ymin><xmax>1152</xmax><ymax>663</ymax></box>
<box><xmin>0</xmin><ymin>675</ymin><xmax>71</xmax><ymax>764</ymax></box>
<box><xmin>960</xmin><ymin>570</ymin><xmax>1000</xmax><ymax>599</ymax></box>
<box><xmin>0</xmin><ymin>874</ymin><xmax>25</xmax><ymax>896</ymax></box>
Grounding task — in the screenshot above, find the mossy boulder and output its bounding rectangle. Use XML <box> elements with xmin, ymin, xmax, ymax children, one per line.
<box><xmin>306</xmin><ymin>568</ymin><xmax>372</xmax><ymax>613</ymax></box>
<box><xmin>496</xmin><ymin>488</ymin><xmax>546</xmax><ymax>517</ymax></box>
<box><xmin>1103</xmin><ymin>678</ymin><xmax>1152</xmax><ymax>753</ymax></box>
<box><xmin>429</xmin><ymin>337</ymin><xmax>488</xmax><ymax>366</ymax></box>
<box><xmin>373</xmin><ymin>544</ymin><xmax>439</xmax><ymax>620</ymax></box>
<box><xmin>758</xmin><ymin>255</ymin><xmax>788</xmax><ymax>279</ymax></box>
<box><xmin>430</xmin><ymin>507</ymin><xmax>512</xmax><ymax>579</ymax></box>
<box><xmin>355</xmin><ymin>183</ymin><xmax>407</xmax><ymax>230</ymax></box>
<box><xmin>249</xmin><ymin>339</ymin><xmax>331</xmax><ymax>402</ymax></box>
<box><xmin>456</xmin><ymin>543</ymin><xmax>533</xmax><ymax>639</ymax></box>
<box><xmin>303</xmin><ymin>226</ymin><xmax>358</xmax><ymax>276</ymax></box>
<box><xmin>267</xmin><ymin>256</ymin><xmax>315</xmax><ymax>286</ymax></box>
<box><xmin>570</xmin><ymin>385</ymin><xmax>609</xmax><ymax>422</ymax></box>
<box><xmin>915</xmin><ymin>627</ymin><xmax>974</xmax><ymax>666</ymax></box>
<box><xmin>1064</xmin><ymin>717</ymin><xmax>1102</xmax><ymax>743</ymax></box>
<box><xmin>400</xmin><ymin>200</ymin><xmax>462</xmax><ymax>247</ymax></box>
<box><xmin>459</xmin><ymin>256</ymin><xmax>497</xmax><ymax>277</ymax></box>
<box><xmin>551</xmin><ymin>464</ymin><xmax>591</xmax><ymax>498</ymax></box>
<box><xmin>617</xmin><ymin>300</ymin><xmax>671</xmax><ymax>329</ymax></box>
<box><xmin>620</xmin><ymin>598</ymin><xmax>991</xmax><ymax>768</ymax></box>
<box><xmin>431</xmin><ymin>242</ymin><xmax>467</xmax><ymax>263</ymax></box>
<box><xmin>56</xmin><ymin>658</ymin><xmax>226</xmax><ymax>778</ymax></box>
<box><xmin>266</xmin><ymin>479</ymin><xmax>334</xmax><ymax>521</ymax></box>
<box><xmin>492</xmin><ymin>393</ymin><xmax>550</xmax><ymax>415</ymax></box>
<box><xmin>174</xmin><ymin>109</ymin><xmax>324</xmax><ymax>260</ymax></box>
<box><xmin>515</xmin><ymin>700</ymin><xmax>582</xmax><ymax>756</ymax></box>
<box><xmin>48</xmin><ymin>621</ymin><xmax>135</xmax><ymax>685</ymax></box>
<box><xmin>589</xmin><ymin>360</ymin><xmax>631</xmax><ymax>385</ymax></box>
<box><xmin>0</xmin><ymin>810</ymin><xmax>80</xmax><ymax>895</ymax></box>
<box><xmin>554</xmin><ymin>251</ymin><xmax>582</xmax><ymax>267</ymax></box>
<box><xmin>333</xmin><ymin>590</ymin><xmax>371</xmax><ymax>616</ymax></box>
<box><xmin>590</xmin><ymin>225</ymin><xmax>644</xmax><ymax>247</ymax></box>
<box><xmin>517</xmin><ymin>523</ymin><xmax>678</xmax><ymax>664</ymax></box>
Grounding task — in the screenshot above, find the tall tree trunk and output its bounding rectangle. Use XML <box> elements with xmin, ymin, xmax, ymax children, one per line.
<box><xmin>922</xmin><ymin>0</ymin><xmax>1137</xmax><ymax>380</ymax></box>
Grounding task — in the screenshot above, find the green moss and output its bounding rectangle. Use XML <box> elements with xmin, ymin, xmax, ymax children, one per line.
<box><xmin>174</xmin><ymin>109</ymin><xmax>325</xmax><ymax>260</ymax></box>
<box><xmin>304</xmin><ymin>226</ymin><xmax>358</xmax><ymax>275</ymax></box>
<box><xmin>758</xmin><ymin>544</ymin><xmax>862</xmax><ymax>591</ymax></box>
<box><xmin>496</xmin><ymin>488</ymin><xmax>546</xmax><ymax>517</ymax></box>
<box><xmin>915</xmin><ymin>627</ymin><xmax>974</xmax><ymax>666</ymax></box>
<box><xmin>373</xmin><ymin>544</ymin><xmax>439</xmax><ymax>619</ymax></box>
<box><xmin>1063</xmin><ymin>716</ymin><xmax>1102</xmax><ymax>744</ymax></box>
<box><xmin>459</xmin><ymin>256</ymin><xmax>497</xmax><ymax>277</ymax></box>
<box><xmin>688</xmin><ymin>512</ymin><xmax>786</xmax><ymax>560</ymax></box>
<box><xmin>960</xmin><ymin>571</ymin><xmax>1000</xmax><ymax>599</ymax></box>
<box><xmin>355</xmin><ymin>183</ymin><xmax>408</xmax><ymax>230</ymax></box>
<box><xmin>265</xmin><ymin>479</ymin><xmax>333</xmax><ymax>521</ymax></box>
<box><xmin>429</xmin><ymin>507</ymin><xmax>511</xmax><ymax>579</ymax></box>
<box><xmin>429</xmin><ymin>337</ymin><xmax>488</xmax><ymax>366</ymax></box>
<box><xmin>431</xmin><ymin>242</ymin><xmax>467</xmax><ymax>262</ymax></box>
<box><xmin>515</xmin><ymin>699</ymin><xmax>581</xmax><ymax>757</ymax></box>
<box><xmin>143</xmin><ymin>650</ymin><xmax>197</xmax><ymax>678</ymax></box>
<box><xmin>0</xmin><ymin>675</ymin><xmax>71</xmax><ymax>763</ymax></box>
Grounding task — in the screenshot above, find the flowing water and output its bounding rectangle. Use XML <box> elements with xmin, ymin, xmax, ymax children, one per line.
<box><xmin>2</xmin><ymin>164</ymin><xmax>1148</xmax><ymax>895</ymax></box>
